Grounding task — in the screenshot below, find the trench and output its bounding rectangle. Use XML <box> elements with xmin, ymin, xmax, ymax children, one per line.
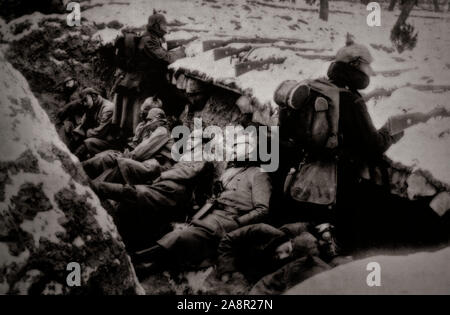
<box><xmin>3</xmin><ymin>15</ymin><xmax>450</xmax><ymax>294</ymax></box>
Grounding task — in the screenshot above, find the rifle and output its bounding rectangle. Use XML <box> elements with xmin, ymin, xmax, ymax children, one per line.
<box><xmin>202</xmin><ymin>36</ymin><xmax>311</xmax><ymax>52</ymax></box>
<box><xmin>386</xmin><ymin>107</ymin><xmax>450</xmax><ymax>136</ymax></box>
<box><xmin>234</xmin><ymin>57</ymin><xmax>287</xmax><ymax>76</ymax></box>
<box><xmin>191</xmin><ymin>200</ymin><xmax>215</xmax><ymax>221</ymax></box>
<box><xmin>213</xmin><ymin>45</ymin><xmax>253</xmax><ymax>61</ymax></box>
<box><xmin>213</xmin><ymin>44</ymin><xmax>330</xmax><ymax>61</ymax></box>
<box><xmin>294</xmin><ymin>53</ymin><xmax>334</xmax><ymax>61</ymax></box>
<box><xmin>166</xmin><ymin>36</ymin><xmax>198</xmax><ymax>50</ymax></box>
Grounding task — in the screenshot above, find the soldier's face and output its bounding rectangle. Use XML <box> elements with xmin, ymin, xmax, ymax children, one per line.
<box><xmin>65</xmin><ymin>79</ymin><xmax>75</xmax><ymax>89</ymax></box>
<box><xmin>318</xmin><ymin>231</ymin><xmax>338</xmax><ymax>257</ymax></box>
<box><xmin>274</xmin><ymin>241</ymin><xmax>293</xmax><ymax>261</ymax></box>
<box><xmin>160</xmin><ymin>22</ymin><xmax>168</xmax><ymax>35</ymax></box>
<box><xmin>64</xmin><ymin>80</ymin><xmax>77</xmax><ymax>94</ymax></box>
<box><xmin>84</xmin><ymin>95</ymin><xmax>94</xmax><ymax>108</ymax></box>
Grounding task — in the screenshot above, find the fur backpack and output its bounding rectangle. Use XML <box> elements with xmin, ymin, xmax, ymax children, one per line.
<box><xmin>274</xmin><ymin>78</ymin><xmax>347</xmax><ymax>206</ymax></box>
<box><xmin>114</xmin><ymin>32</ymin><xmax>141</xmax><ymax>72</ymax></box>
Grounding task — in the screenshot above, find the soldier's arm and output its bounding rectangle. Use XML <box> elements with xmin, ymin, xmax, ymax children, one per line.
<box><xmin>142</xmin><ymin>36</ymin><xmax>172</xmax><ymax>65</ymax></box>
<box><xmin>57</xmin><ymin>98</ymin><xmax>83</xmax><ymax>121</ymax></box>
<box><xmin>73</xmin><ymin>113</ymin><xmax>87</xmax><ymax>137</ymax></box>
<box><xmin>236</xmin><ymin>171</ymin><xmax>272</xmax><ymax>226</ymax></box>
<box><xmin>131</xmin><ymin>126</ymin><xmax>169</xmax><ymax>161</ymax></box>
<box><xmin>353</xmin><ymin>97</ymin><xmax>395</xmax><ymax>156</ymax></box>
<box><xmin>217</xmin><ymin>227</ymin><xmax>249</xmax><ymax>277</ymax></box>
<box><xmin>86</xmin><ymin>108</ymin><xmax>113</xmax><ymax>139</ymax></box>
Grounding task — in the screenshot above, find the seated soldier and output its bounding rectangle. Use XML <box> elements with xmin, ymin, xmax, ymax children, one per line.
<box><xmin>73</xmin><ymin>88</ymin><xmax>117</xmax><ymax>160</ymax></box>
<box><xmin>133</xmin><ymin>133</ymin><xmax>273</xmax><ymax>275</ymax></box>
<box><xmin>91</xmin><ymin>138</ymin><xmax>215</xmax><ymax>252</ymax></box>
<box><xmin>128</xmin><ymin>96</ymin><xmax>163</xmax><ymax>150</ymax></box>
<box><xmin>83</xmin><ymin>108</ymin><xmax>174</xmax><ymax>185</ymax></box>
<box><xmin>55</xmin><ymin>77</ymin><xmax>85</xmax><ymax>151</ymax></box>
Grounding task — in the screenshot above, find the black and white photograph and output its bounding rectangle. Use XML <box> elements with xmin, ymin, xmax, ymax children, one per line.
<box><xmin>0</xmin><ymin>0</ymin><xmax>449</xmax><ymax>299</ymax></box>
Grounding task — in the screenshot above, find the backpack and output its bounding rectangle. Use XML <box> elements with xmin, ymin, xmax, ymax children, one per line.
<box><xmin>113</xmin><ymin>33</ymin><xmax>141</xmax><ymax>71</ymax></box>
<box><xmin>275</xmin><ymin>78</ymin><xmax>346</xmax><ymax>151</ymax></box>
<box><xmin>274</xmin><ymin>78</ymin><xmax>348</xmax><ymax>206</ymax></box>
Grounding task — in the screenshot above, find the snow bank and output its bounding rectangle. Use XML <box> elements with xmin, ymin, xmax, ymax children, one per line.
<box><xmin>285</xmin><ymin>247</ymin><xmax>450</xmax><ymax>294</ymax></box>
<box><xmin>0</xmin><ymin>52</ymin><xmax>143</xmax><ymax>295</ymax></box>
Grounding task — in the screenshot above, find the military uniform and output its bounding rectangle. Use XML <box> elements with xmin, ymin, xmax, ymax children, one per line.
<box><xmin>113</xmin><ymin>12</ymin><xmax>185</xmax><ymax>136</ymax></box>
<box><xmin>156</xmin><ymin>166</ymin><xmax>272</xmax><ymax>266</ymax></box>
<box><xmin>78</xmin><ymin>97</ymin><xmax>117</xmax><ymax>156</ymax></box>
<box><xmin>217</xmin><ymin>222</ymin><xmax>311</xmax><ymax>283</ymax></box>
<box><xmin>93</xmin><ymin>161</ymin><xmax>211</xmax><ymax>251</ymax></box>
<box><xmin>83</xmin><ymin>124</ymin><xmax>174</xmax><ymax>185</ymax></box>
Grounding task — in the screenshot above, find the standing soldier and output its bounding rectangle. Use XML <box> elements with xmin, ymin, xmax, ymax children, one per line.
<box><xmin>113</xmin><ymin>11</ymin><xmax>186</xmax><ymax>137</ymax></box>
<box><xmin>279</xmin><ymin>36</ymin><xmax>450</xmax><ymax>251</ymax></box>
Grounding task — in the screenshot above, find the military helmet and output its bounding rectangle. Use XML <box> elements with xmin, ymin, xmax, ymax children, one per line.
<box><xmin>335</xmin><ymin>35</ymin><xmax>375</xmax><ymax>76</ymax></box>
<box><xmin>148</xmin><ymin>13</ymin><xmax>167</xmax><ymax>27</ymax></box>
<box><xmin>147</xmin><ymin>11</ymin><xmax>168</xmax><ymax>36</ymax></box>
<box><xmin>142</xmin><ymin>96</ymin><xmax>163</xmax><ymax>110</ymax></box>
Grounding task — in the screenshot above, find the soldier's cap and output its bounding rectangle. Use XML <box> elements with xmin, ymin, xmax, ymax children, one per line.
<box><xmin>335</xmin><ymin>41</ymin><xmax>375</xmax><ymax>76</ymax></box>
<box><xmin>80</xmin><ymin>87</ymin><xmax>101</xmax><ymax>98</ymax></box>
<box><xmin>63</xmin><ymin>76</ymin><xmax>75</xmax><ymax>83</ymax></box>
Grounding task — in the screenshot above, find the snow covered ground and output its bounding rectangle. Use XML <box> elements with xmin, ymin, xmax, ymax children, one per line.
<box><xmin>285</xmin><ymin>246</ymin><xmax>450</xmax><ymax>294</ymax></box>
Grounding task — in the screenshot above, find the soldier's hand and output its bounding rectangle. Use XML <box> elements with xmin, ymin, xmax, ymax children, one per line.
<box><xmin>122</xmin><ymin>149</ymin><xmax>134</xmax><ymax>159</ymax></box>
<box><xmin>220</xmin><ymin>272</ymin><xmax>245</xmax><ymax>283</ymax></box>
<box><xmin>64</xmin><ymin>120</ymin><xmax>72</xmax><ymax>133</ymax></box>
<box><xmin>175</xmin><ymin>46</ymin><xmax>186</xmax><ymax>59</ymax></box>
<box><xmin>220</xmin><ymin>273</ymin><xmax>231</xmax><ymax>283</ymax></box>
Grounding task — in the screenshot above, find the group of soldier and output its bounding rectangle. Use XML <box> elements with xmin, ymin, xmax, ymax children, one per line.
<box><xmin>54</xmin><ymin>11</ymin><xmax>448</xmax><ymax>294</ymax></box>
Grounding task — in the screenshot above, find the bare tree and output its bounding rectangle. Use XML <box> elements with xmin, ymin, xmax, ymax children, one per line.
<box><xmin>319</xmin><ymin>0</ymin><xmax>329</xmax><ymax>21</ymax></box>
<box><xmin>393</xmin><ymin>0</ymin><xmax>416</xmax><ymax>30</ymax></box>
<box><xmin>432</xmin><ymin>0</ymin><xmax>441</xmax><ymax>11</ymax></box>
<box><xmin>391</xmin><ymin>0</ymin><xmax>418</xmax><ymax>52</ymax></box>
<box><xmin>388</xmin><ymin>0</ymin><xmax>397</xmax><ymax>11</ymax></box>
